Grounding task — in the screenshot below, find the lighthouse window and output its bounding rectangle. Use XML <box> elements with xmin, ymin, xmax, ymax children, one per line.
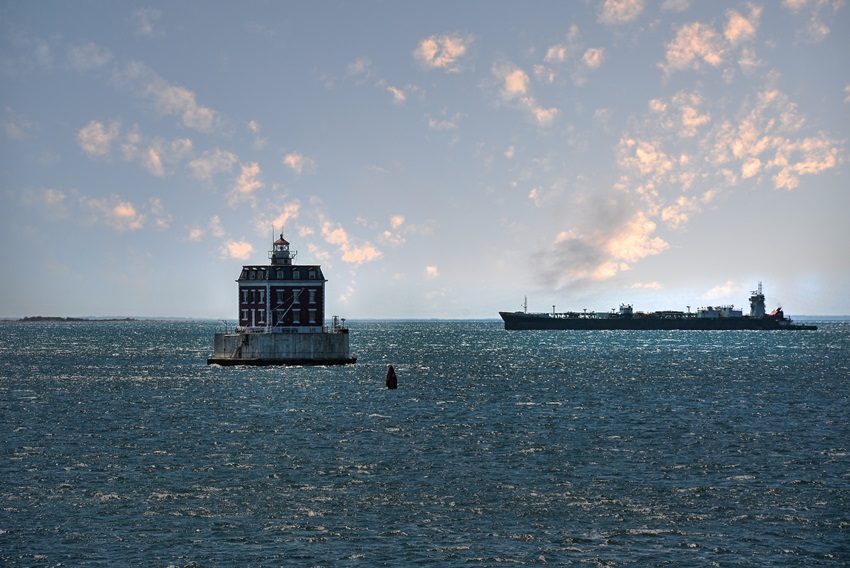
<box><xmin>276</xmin><ymin>290</ymin><xmax>284</xmax><ymax>305</ymax></box>
<box><xmin>257</xmin><ymin>309</ymin><xmax>265</xmax><ymax>324</ymax></box>
<box><xmin>293</xmin><ymin>270</ymin><xmax>300</xmax><ymax>280</ymax></box>
<box><xmin>258</xmin><ymin>289</ymin><xmax>265</xmax><ymax>303</ymax></box>
<box><xmin>241</xmin><ymin>289</ymin><xmax>248</xmax><ymax>304</ymax></box>
<box><xmin>241</xmin><ymin>309</ymin><xmax>248</xmax><ymax>321</ymax></box>
<box><xmin>293</xmin><ymin>308</ymin><xmax>301</xmax><ymax>323</ymax></box>
<box><xmin>308</xmin><ymin>289</ymin><xmax>316</xmax><ymax>304</ymax></box>
<box><xmin>249</xmin><ymin>270</ymin><xmax>255</xmax><ymax>280</ymax></box>
<box><xmin>308</xmin><ymin>269</ymin><xmax>316</xmax><ymax>279</ymax></box>
<box><xmin>308</xmin><ymin>309</ymin><xmax>316</xmax><ymax>324</ymax></box>
<box><xmin>276</xmin><ymin>270</ymin><xmax>284</xmax><ymax>279</ymax></box>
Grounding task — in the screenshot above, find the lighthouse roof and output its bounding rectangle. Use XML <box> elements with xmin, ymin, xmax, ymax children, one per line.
<box><xmin>273</xmin><ymin>234</ymin><xmax>289</xmax><ymax>245</ymax></box>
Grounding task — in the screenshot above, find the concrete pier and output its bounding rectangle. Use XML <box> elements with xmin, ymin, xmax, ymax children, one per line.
<box><xmin>207</xmin><ymin>328</ymin><xmax>355</xmax><ymax>366</ymax></box>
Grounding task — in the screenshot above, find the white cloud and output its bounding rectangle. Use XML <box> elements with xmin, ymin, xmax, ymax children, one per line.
<box><xmin>710</xmin><ymin>88</ymin><xmax>842</xmax><ymax>190</ymax></box>
<box><xmin>283</xmin><ymin>151</ymin><xmax>317</xmax><ymax>175</ymax></box>
<box><xmin>4</xmin><ymin>106</ymin><xmax>36</xmax><ymax>139</ymax></box>
<box><xmin>150</xmin><ymin>83</ymin><xmax>217</xmax><ymax>132</ymax></box>
<box><xmin>385</xmin><ymin>83</ymin><xmax>420</xmax><ymax>105</ymax></box>
<box><xmin>674</xmin><ymin>91</ymin><xmax>711</xmax><ymax>136</ymax></box>
<box><xmin>701</xmin><ymin>280</ymin><xmax>741</xmax><ymax>300</ymax></box>
<box><xmin>724</xmin><ymin>7</ymin><xmax>761</xmax><ymax>45</ymax></box>
<box><xmin>229</xmin><ymin>162</ymin><xmax>264</xmax><ymax>204</ymax></box>
<box><xmin>541</xmin><ymin>26</ymin><xmax>605</xmax><ymax>86</ymax></box>
<box><xmin>613</xmin><ymin>82</ymin><xmax>842</xmax><ymax>249</ymax></box>
<box><xmin>188</xmin><ymin>148</ymin><xmax>238</xmax><ymax>180</ymax></box>
<box><xmin>660</xmin><ymin>22</ymin><xmax>726</xmax><ymax>75</ymax></box>
<box><xmin>387</xmin><ymin>85</ymin><xmax>406</xmax><ymax>104</ymax></box>
<box><xmin>582</xmin><ymin>48</ymin><xmax>605</xmax><ymax>69</ymax></box>
<box><xmin>149</xmin><ymin>197</ymin><xmax>171</xmax><ymax>230</ymax></box>
<box><xmin>620</xmin><ymin>139</ymin><xmax>674</xmax><ymax>178</ymax></box>
<box><xmin>783</xmin><ymin>0</ymin><xmax>809</xmax><ymax>10</ymax></box>
<box><xmin>255</xmin><ymin>202</ymin><xmax>301</xmax><ymax>236</ymax></box>
<box><xmin>221</xmin><ymin>240</ymin><xmax>254</xmax><ymax>260</ymax></box>
<box><xmin>413</xmin><ymin>33</ymin><xmax>473</xmax><ymax>72</ymax></box>
<box><xmin>425</xmin><ymin>118</ymin><xmax>449</xmax><ymax>131</ymax></box>
<box><xmin>662</xmin><ymin>0</ymin><xmax>691</xmax><ymax>11</ymax></box>
<box><xmin>186</xmin><ymin>226</ymin><xmax>205</xmax><ymax>242</ymax></box>
<box><xmin>534</xmin><ymin>194</ymin><xmax>669</xmax><ymax>290</ymax></box>
<box><xmin>141</xmin><ymin>146</ymin><xmax>165</xmax><ymax>177</ymax></box>
<box><xmin>67</xmin><ymin>42</ymin><xmax>112</xmax><ymax>71</ymax></box>
<box><xmin>545</xmin><ymin>45</ymin><xmax>569</xmax><ymax>63</ymax></box>
<box><xmin>208</xmin><ymin>215</ymin><xmax>226</xmax><ymax>238</ymax></box>
<box><xmin>783</xmin><ymin>0</ymin><xmax>842</xmax><ymax>43</ymax></box>
<box><xmin>133</xmin><ymin>7</ymin><xmax>163</xmax><ymax>37</ymax></box>
<box><xmin>425</xmin><ymin>265</ymin><xmax>439</xmax><ymax>278</ymax></box>
<box><xmin>320</xmin><ymin>218</ymin><xmax>382</xmax><ymax>265</ymax></box>
<box><xmin>599</xmin><ymin>0</ymin><xmax>645</xmax><ymax>25</ymax></box>
<box><xmin>531</xmin><ymin>104</ymin><xmax>559</xmax><ymax>126</ymax></box>
<box><xmin>119</xmin><ymin>128</ymin><xmax>192</xmax><ymax>177</ymax></box>
<box><xmin>77</xmin><ymin>120</ymin><xmax>120</xmax><ymax>157</ymax></box>
<box><xmin>632</xmin><ymin>281</ymin><xmax>663</xmax><ymax>289</ymax></box>
<box><xmin>85</xmin><ymin>195</ymin><xmax>146</xmax><ymax>231</ymax></box>
<box><xmin>118</xmin><ymin>61</ymin><xmax>218</xmax><ymax>132</ymax></box>
<box><xmin>492</xmin><ymin>62</ymin><xmax>559</xmax><ymax>127</ymax></box>
<box><xmin>660</xmin><ymin>195</ymin><xmax>699</xmax><ymax>227</ymax></box>
<box><xmin>604</xmin><ymin>211</ymin><xmax>668</xmax><ymax>264</ymax></box>
<box><xmin>247</xmin><ymin>120</ymin><xmax>268</xmax><ymax>148</ymax></box>
<box><xmin>497</xmin><ymin>65</ymin><xmax>529</xmax><ymax>100</ymax></box>
<box><xmin>347</xmin><ymin>56</ymin><xmax>373</xmax><ymax>78</ymax></box>
<box><xmin>18</xmin><ymin>187</ymin><xmax>68</xmax><ymax>218</ymax></box>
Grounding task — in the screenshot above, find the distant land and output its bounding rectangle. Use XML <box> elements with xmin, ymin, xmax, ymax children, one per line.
<box><xmin>10</xmin><ymin>316</ymin><xmax>138</xmax><ymax>323</ymax></box>
<box><xmin>0</xmin><ymin>316</ymin><xmax>211</xmax><ymax>322</ymax></box>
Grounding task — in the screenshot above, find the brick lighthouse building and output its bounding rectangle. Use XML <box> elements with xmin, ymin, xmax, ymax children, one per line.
<box><xmin>208</xmin><ymin>235</ymin><xmax>355</xmax><ymax>365</ymax></box>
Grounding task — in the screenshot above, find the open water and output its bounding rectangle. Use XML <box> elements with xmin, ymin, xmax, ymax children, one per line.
<box><xmin>1</xmin><ymin>319</ymin><xmax>849</xmax><ymax>566</ymax></box>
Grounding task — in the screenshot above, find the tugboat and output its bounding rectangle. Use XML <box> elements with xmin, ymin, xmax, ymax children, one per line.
<box><xmin>208</xmin><ymin>235</ymin><xmax>356</xmax><ymax>365</ymax></box>
<box><xmin>499</xmin><ymin>283</ymin><xmax>817</xmax><ymax>331</ymax></box>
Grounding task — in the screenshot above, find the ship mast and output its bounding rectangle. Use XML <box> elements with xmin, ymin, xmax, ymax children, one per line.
<box><xmin>749</xmin><ymin>282</ymin><xmax>766</xmax><ymax>318</ymax></box>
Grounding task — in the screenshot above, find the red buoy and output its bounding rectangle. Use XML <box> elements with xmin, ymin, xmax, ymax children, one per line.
<box><xmin>386</xmin><ymin>365</ymin><xmax>398</xmax><ymax>389</ymax></box>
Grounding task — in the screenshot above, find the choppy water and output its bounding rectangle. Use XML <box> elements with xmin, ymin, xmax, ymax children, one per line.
<box><xmin>1</xmin><ymin>319</ymin><xmax>849</xmax><ymax>566</ymax></box>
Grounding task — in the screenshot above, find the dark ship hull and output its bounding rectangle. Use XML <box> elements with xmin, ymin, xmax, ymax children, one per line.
<box><xmin>500</xmin><ymin>283</ymin><xmax>817</xmax><ymax>331</ymax></box>
<box><xmin>499</xmin><ymin>311</ymin><xmax>816</xmax><ymax>331</ymax></box>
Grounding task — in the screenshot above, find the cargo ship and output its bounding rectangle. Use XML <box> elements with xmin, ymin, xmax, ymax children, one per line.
<box><xmin>499</xmin><ymin>283</ymin><xmax>816</xmax><ymax>331</ymax></box>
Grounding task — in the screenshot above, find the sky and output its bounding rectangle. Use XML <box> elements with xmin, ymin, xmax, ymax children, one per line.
<box><xmin>1</xmin><ymin>0</ymin><xmax>848</xmax><ymax>319</ymax></box>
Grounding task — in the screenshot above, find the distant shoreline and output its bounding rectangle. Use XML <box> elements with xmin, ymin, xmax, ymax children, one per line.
<box><xmin>9</xmin><ymin>316</ymin><xmax>138</xmax><ymax>323</ymax></box>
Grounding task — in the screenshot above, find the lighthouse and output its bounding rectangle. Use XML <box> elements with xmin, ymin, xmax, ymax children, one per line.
<box><xmin>208</xmin><ymin>235</ymin><xmax>355</xmax><ymax>365</ymax></box>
